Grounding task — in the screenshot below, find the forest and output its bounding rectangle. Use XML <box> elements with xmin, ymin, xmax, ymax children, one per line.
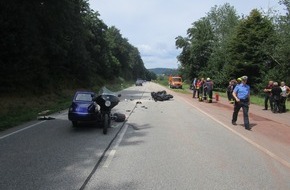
<box><xmin>175</xmin><ymin>0</ymin><xmax>290</xmax><ymax>94</ymax></box>
<box><xmin>2</xmin><ymin>1</ymin><xmax>290</xmax><ymax>96</ymax></box>
<box><xmin>0</xmin><ymin>0</ymin><xmax>153</xmax><ymax>95</ymax></box>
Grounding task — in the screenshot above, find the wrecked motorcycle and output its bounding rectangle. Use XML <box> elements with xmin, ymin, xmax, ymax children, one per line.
<box><xmin>89</xmin><ymin>87</ymin><xmax>125</xmax><ymax>134</ymax></box>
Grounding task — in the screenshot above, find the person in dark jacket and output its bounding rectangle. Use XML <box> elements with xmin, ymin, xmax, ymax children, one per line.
<box><xmin>227</xmin><ymin>80</ymin><xmax>233</xmax><ymax>102</ymax></box>
<box><xmin>263</xmin><ymin>80</ymin><xmax>273</xmax><ymax>110</ymax></box>
<box><xmin>205</xmin><ymin>78</ymin><xmax>213</xmax><ymax>103</ymax></box>
<box><xmin>271</xmin><ymin>82</ymin><xmax>282</xmax><ymax>113</ymax></box>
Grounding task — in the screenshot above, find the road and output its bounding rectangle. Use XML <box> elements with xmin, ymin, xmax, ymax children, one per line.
<box><xmin>0</xmin><ymin>82</ymin><xmax>290</xmax><ymax>190</ymax></box>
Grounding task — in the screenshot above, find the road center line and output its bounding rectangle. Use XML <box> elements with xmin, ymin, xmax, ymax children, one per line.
<box><xmin>103</xmin><ymin>123</ymin><xmax>129</xmax><ymax>168</ymax></box>
<box><xmin>0</xmin><ymin>121</ymin><xmax>46</xmax><ymax>140</ymax></box>
<box><xmin>180</xmin><ymin>96</ymin><xmax>290</xmax><ymax>170</ymax></box>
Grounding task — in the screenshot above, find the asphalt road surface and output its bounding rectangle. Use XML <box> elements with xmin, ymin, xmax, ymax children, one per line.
<box><xmin>1</xmin><ymin>82</ymin><xmax>290</xmax><ymax>190</ymax></box>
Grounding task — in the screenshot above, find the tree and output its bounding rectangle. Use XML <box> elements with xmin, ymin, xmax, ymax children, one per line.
<box><xmin>0</xmin><ymin>0</ymin><xmax>149</xmax><ymax>94</ymax></box>
<box><xmin>226</xmin><ymin>9</ymin><xmax>276</xmax><ymax>91</ymax></box>
<box><xmin>204</xmin><ymin>4</ymin><xmax>240</xmax><ymax>87</ymax></box>
<box><xmin>268</xmin><ymin>0</ymin><xmax>290</xmax><ymax>83</ymax></box>
<box><xmin>176</xmin><ymin>17</ymin><xmax>214</xmax><ymax>81</ymax></box>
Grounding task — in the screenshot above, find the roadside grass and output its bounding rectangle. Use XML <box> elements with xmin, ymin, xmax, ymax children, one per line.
<box><xmin>0</xmin><ymin>92</ymin><xmax>73</xmax><ymax>131</ymax></box>
<box><xmin>0</xmin><ymin>80</ymin><xmax>133</xmax><ymax>132</ymax></box>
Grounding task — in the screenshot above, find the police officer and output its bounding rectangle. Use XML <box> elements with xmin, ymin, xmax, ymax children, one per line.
<box><xmin>231</xmin><ymin>76</ymin><xmax>251</xmax><ymax>130</ymax></box>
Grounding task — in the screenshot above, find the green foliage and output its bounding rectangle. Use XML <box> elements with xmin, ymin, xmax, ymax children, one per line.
<box><xmin>0</xmin><ymin>0</ymin><xmax>148</xmax><ymax>94</ymax></box>
<box><xmin>0</xmin><ymin>79</ymin><xmax>132</xmax><ymax>131</ymax></box>
<box><xmin>176</xmin><ymin>3</ymin><xmax>290</xmax><ymax>93</ymax></box>
<box><xmin>227</xmin><ymin>9</ymin><xmax>276</xmax><ymax>91</ymax></box>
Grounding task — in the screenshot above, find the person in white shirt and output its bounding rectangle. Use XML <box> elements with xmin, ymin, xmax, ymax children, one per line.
<box><xmin>280</xmin><ymin>81</ymin><xmax>290</xmax><ymax>113</ymax></box>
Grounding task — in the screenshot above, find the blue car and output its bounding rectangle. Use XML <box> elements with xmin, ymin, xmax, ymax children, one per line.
<box><xmin>68</xmin><ymin>91</ymin><xmax>99</xmax><ymax>127</ymax></box>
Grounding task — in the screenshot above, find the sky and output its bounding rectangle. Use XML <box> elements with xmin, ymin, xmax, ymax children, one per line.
<box><xmin>88</xmin><ymin>0</ymin><xmax>285</xmax><ymax>69</ymax></box>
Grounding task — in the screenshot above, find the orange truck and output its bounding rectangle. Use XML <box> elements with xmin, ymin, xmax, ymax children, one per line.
<box><xmin>168</xmin><ymin>76</ymin><xmax>183</xmax><ymax>89</ymax></box>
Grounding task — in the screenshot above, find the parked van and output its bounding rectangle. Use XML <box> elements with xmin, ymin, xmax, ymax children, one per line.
<box><xmin>169</xmin><ymin>76</ymin><xmax>183</xmax><ymax>89</ymax></box>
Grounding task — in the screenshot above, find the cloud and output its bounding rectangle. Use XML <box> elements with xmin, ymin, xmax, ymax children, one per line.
<box><xmin>89</xmin><ymin>0</ymin><xmax>284</xmax><ymax>69</ymax></box>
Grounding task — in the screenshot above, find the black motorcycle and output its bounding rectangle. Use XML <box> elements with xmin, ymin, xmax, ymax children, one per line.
<box><xmin>89</xmin><ymin>87</ymin><xmax>124</xmax><ymax>134</ymax></box>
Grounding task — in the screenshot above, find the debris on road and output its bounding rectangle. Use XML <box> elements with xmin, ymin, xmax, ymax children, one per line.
<box><xmin>37</xmin><ymin>110</ymin><xmax>55</xmax><ymax>120</ymax></box>
<box><xmin>151</xmin><ymin>90</ymin><xmax>173</xmax><ymax>101</ymax></box>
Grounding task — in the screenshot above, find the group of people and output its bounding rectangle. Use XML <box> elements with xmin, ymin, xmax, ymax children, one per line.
<box><xmin>263</xmin><ymin>80</ymin><xmax>290</xmax><ymax>113</ymax></box>
<box><xmin>228</xmin><ymin>76</ymin><xmax>289</xmax><ymax>131</ymax></box>
<box><xmin>192</xmin><ymin>76</ymin><xmax>288</xmax><ymax>131</ymax></box>
<box><xmin>192</xmin><ymin>76</ymin><xmax>250</xmax><ymax>130</ymax></box>
<box><xmin>191</xmin><ymin>77</ymin><xmax>214</xmax><ymax>103</ymax></box>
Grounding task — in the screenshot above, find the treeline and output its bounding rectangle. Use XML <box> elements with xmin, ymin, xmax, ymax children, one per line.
<box><xmin>0</xmin><ymin>0</ymin><xmax>153</xmax><ymax>94</ymax></box>
<box><xmin>176</xmin><ymin>1</ymin><xmax>290</xmax><ymax>94</ymax></box>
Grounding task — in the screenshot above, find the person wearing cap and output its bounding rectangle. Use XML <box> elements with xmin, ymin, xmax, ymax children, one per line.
<box><xmin>236</xmin><ymin>77</ymin><xmax>242</xmax><ymax>84</ymax></box>
<box><xmin>231</xmin><ymin>76</ymin><xmax>251</xmax><ymax>130</ymax></box>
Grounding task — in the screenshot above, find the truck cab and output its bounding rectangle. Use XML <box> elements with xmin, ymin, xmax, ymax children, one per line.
<box><xmin>169</xmin><ymin>76</ymin><xmax>183</xmax><ymax>89</ymax></box>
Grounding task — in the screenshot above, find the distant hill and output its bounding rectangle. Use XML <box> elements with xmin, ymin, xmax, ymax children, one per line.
<box><xmin>148</xmin><ymin>68</ymin><xmax>178</xmax><ymax>75</ymax></box>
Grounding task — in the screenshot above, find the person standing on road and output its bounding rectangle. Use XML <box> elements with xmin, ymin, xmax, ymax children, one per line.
<box><xmin>263</xmin><ymin>80</ymin><xmax>273</xmax><ymax>110</ymax></box>
<box><xmin>271</xmin><ymin>82</ymin><xmax>282</xmax><ymax>113</ymax></box>
<box><xmin>192</xmin><ymin>77</ymin><xmax>197</xmax><ymax>98</ymax></box>
<box><xmin>205</xmin><ymin>78</ymin><xmax>213</xmax><ymax>103</ymax></box>
<box><xmin>280</xmin><ymin>81</ymin><xmax>290</xmax><ymax>113</ymax></box>
<box><xmin>227</xmin><ymin>80</ymin><xmax>234</xmax><ymax>102</ymax></box>
<box><xmin>231</xmin><ymin>76</ymin><xmax>251</xmax><ymax>130</ymax></box>
<box><xmin>197</xmin><ymin>78</ymin><xmax>204</xmax><ymax>101</ymax></box>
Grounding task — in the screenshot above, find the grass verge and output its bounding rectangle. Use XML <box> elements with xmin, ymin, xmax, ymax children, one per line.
<box><xmin>0</xmin><ymin>80</ymin><xmax>133</xmax><ymax>132</ymax></box>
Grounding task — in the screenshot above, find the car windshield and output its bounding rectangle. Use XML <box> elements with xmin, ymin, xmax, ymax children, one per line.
<box><xmin>75</xmin><ymin>93</ymin><xmax>93</xmax><ymax>101</ymax></box>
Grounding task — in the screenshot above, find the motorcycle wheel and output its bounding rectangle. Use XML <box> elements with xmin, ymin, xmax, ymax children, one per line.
<box><xmin>103</xmin><ymin>114</ymin><xmax>109</xmax><ymax>134</ymax></box>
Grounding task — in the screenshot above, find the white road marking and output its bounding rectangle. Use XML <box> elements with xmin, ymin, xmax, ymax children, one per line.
<box><xmin>180</xmin><ymin>96</ymin><xmax>290</xmax><ymax>170</ymax></box>
<box><xmin>103</xmin><ymin>124</ymin><xmax>129</xmax><ymax>168</ymax></box>
<box><xmin>0</xmin><ymin>121</ymin><xmax>46</xmax><ymax>140</ymax></box>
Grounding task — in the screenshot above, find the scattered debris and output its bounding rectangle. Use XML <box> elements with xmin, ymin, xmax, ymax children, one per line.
<box><xmin>37</xmin><ymin>110</ymin><xmax>55</xmax><ymax>120</ymax></box>
<box><xmin>151</xmin><ymin>90</ymin><xmax>173</xmax><ymax>101</ymax></box>
<box><xmin>113</xmin><ymin>113</ymin><xmax>126</xmax><ymax>122</ymax></box>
